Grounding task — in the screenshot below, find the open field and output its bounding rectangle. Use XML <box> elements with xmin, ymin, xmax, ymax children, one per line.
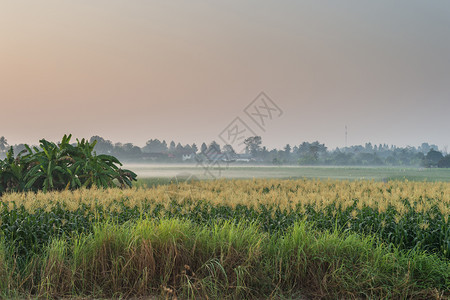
<box><xmin>125</xmin><ymin>164</ymin><xmax>450</xmax><ymax>186</ymax></box>
<box><xmin>0</xmin><ymin>179</ymin><xmax>448</xmax><ymax>298</ymax></box>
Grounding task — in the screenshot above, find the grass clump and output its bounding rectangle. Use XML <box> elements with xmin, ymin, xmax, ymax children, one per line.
<box><xmin>0</xmin><ymin>218</ymin><xmax>447</xmax><ymax>299</ymax></box>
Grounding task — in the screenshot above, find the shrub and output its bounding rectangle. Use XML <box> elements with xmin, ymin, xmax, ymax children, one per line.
<box><xmin>0</xmin><ymin>134</ymin><xmax>136</xmax><ymax>195</ymax></box>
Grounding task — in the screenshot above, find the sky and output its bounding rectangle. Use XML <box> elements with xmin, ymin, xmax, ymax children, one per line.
<box><xmin>1</xmin><ymin>1</ymin><xmax>449</xmax><ymax>151</ymax></box>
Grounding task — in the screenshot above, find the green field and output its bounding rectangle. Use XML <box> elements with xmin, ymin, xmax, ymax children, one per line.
<box><xmin>126</xmin><ymin>164</ymin><xmax>450</xmax><ymax>186</ymax></box>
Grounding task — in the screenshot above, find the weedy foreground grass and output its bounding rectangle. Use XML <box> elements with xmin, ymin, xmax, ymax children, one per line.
<box><xmin>0</xmin><ymin>219</ymin><xmax>448</xmax><ymax>299</ymax></box>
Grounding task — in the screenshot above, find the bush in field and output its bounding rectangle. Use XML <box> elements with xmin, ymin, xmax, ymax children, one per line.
<box><xmin>0</xmin><ymin>134</ymin><xmax>136</xmax><ymax>195</ymax></box>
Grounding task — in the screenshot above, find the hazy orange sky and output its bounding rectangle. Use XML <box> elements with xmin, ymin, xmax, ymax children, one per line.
<box><xmin>1</xmin><ymin>1</ymin><xmax>449</xmax><ymax>150</ymax></box>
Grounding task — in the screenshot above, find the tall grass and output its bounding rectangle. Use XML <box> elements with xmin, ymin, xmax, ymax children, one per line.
<box><xmin>0</xmin><ymin>218</ymin><xmax>448</xmax><ymax>299</ymax></box>
<box><xmin>0</xmin><ymin>240</ymin><xmax>10</xmax><ymax>292</ymax></box>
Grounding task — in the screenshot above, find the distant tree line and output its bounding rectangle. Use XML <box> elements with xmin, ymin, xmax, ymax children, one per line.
<box><xmin>1</xmin><ymin>135</ymin><xmax>449</xmax><ymax>168</ymax></box>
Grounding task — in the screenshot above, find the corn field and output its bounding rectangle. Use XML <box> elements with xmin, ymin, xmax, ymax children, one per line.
<box><xmin>1</xmin><ymin>179</ymin><xmax>449</xmax><ymax>259</ymax></box>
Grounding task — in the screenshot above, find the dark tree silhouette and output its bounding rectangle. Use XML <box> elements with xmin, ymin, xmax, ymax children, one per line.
<box><xmin>438</xmin><ymin>155</ymin><xmax>450</xmax><ymax>168</ymax></box>
<box><xmin>425</xmin><ymin>149</ymin><xmax>444</xmax><ymax>167</ymax></box>
<box><xmin>0</xmin><ymin>136</ymin><xmax>8</xmax><ymax>153</ymax></box>
<box><xmin>200</xmin><ymin>142</ymin><xmax>207</xmax><ymax>154</ymax></box>
<box><xmin>244</xmin><ymin>136</ymin><xmax>262</xmax><ymax>157</ymax></box>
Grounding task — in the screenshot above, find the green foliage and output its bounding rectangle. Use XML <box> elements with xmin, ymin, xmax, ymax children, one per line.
<box><xmin>438</xmin><ymin>154</ymin><xmax>450</xmax><ymax>168</ymax></box>
<box><xmin>0</xmin><ymin>135</ymin><xmax>137</xmax><ymax>195</ymax></box>
<box><xmin>0</xmin><ymin>147</ymin><xmax>27</xmax><ymax>194</ymax></box>
<box><xmin>1</xmin><ymin>196</ymin><xmax>448</xmax><ymax>260</ymax></box>
<box><xmin>424</xmin><ymin>149</ymin><xmax>444</xmax><ymax>167</ymax></box>
<box><xmin>0</xmin><ymin>219</ymin><xmax>448</xmax><ymax>299</ymax></box>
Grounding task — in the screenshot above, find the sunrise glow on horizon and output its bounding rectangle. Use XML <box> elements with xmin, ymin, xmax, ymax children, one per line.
<box><xmin>1</xmin><ymin>1</ymin><xmax>449</xmax><ymax>150</ymax></box>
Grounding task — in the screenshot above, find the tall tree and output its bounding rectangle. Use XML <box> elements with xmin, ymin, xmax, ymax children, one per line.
<box><xmin>169</xmin><ymin>141</ymin><xmax>176</xmax><ymax>153</ymax></box>
<box><xmin>222</xmin><ymin>144</ymin><xmax>236</xmax><ymax>157</ymax></box>
<box><xmin>309</xmin><ymin>141</ymin><xmax>327</xmax><ymax>160</ymax></box>
<box><xmin>143</xmin><ymin>139</ymin><xmax>168</xmax><ymax>153</ymax></box>
<box><xmin>90</xmin><ymin>135</ymin><xmax>113</xmax><ymax>154</ymax></box>
<box><xmin>244</xmin><ymin>136</ymin><xmax>262</xmax><ymax>157</ymax></box>
<box><xmin>175</xmin><ymin>143</ymin><xmax>184</xmax><ymax>155</ymax></box>
<box><xmin>425</xmin><ymin>149</ymin><xmax>443</xmax><ymax>167</ymax></box>
<box><xmin>283</xmin><ymin>144</ymin><xmax>292</xmax><ymax>162</ymax></box>
<box><xmin>0</xmin><ymin>136</ymin><xmax>8</xmax><ymax>152</ymax></box>
<box><xmin>284</xmin><ymin>144</ymin><xmax>291</xmax><ymax>154</ymax></box>
<box><xmin>183</xmin><ymin>144</ymin><xmax>193</xmax><ymax>154</ymax></box>
<box><xmin>438</xmin><ymin>155</ymin><xmax>450</xmax><ymax>168</ymax></box>
<box><xmin>208</xmin><ymin>141</ymin><xmax>221</xmax><ymax>154</ymax></box>
<box><xmin>297</xmin><ymin>142</ymin><xmax>311</xmax><ymax>156</ymax></box>
<box><xmin>200</xmin><ymin>142</ymin><xmax>207</xmax><ymax>154</ymax></box>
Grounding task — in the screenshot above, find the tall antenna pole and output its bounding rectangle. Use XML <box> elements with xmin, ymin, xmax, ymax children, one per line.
<box><xmin>345</xmin><ymin>125</ymin><xmax>348</xmax><ymax>148</ymax></box>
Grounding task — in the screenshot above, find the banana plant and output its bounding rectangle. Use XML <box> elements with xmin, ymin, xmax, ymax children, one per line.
<box><xmin>1</xmin><ymin>134</ymin><xmax>137</xmax><ymax>194</ymax></box>
<box><xmin>24</xmin><ymin>138</ymin><xmax>70</xmax><ymax>192</ymax></box>
<box><xmin>0</xmin><ymin>147</ymin><xmax>30</xmax><ymax>194</ymax></box>
<box><xmin>70</xmin><ymin>138</ymin><xmax>136</xmax><ymax>188</ymax></box>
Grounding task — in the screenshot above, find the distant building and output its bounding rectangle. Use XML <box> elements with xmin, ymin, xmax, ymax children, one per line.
<box><xmin>182</xmin><ymin>153</ymin><xmax>195</xmax><ymax>161</ymax></box>
<box><xmin>235</xmin><ymin>153</ymin><xmax>253</xmax><ymax>162</ymax></box>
